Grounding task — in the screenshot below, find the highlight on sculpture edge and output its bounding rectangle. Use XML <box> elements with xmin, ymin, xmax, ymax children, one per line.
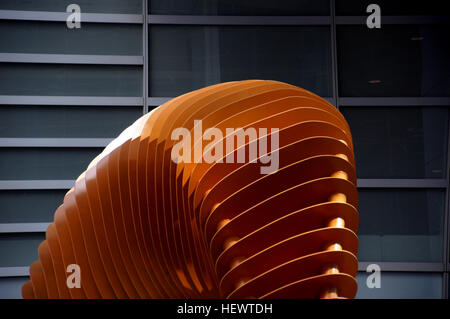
<box><xmin>22</xmin><ymin>80</ymin><xmax>359</xmax><ymax>299</ymax></box>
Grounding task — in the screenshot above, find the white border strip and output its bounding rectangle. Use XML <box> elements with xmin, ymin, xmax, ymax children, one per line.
<box><xmin>0</xmin><ymin>223</ymin><xmax>50</xmax><ymax>233</ymax></box>
<box><xmin>0</xmin><ymin>95</ymin><xmax>143</xmax><ymax>106</ymax></box>
<box><xmin>0</xmin><ymin>138</ymin><xmax>112</xmax><ymax>147</ymax></box>
<box><xmin>0</xmin><ymin>53</ymin><xmax>143</xmax><ymax>65</ymax></box>
<box><xmin>0</xmin><ymin>10</ymin><xmax>143</xmax><ymax>24</ymax></box>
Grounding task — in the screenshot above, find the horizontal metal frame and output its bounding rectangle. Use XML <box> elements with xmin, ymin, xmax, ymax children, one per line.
<box><xmin>0</xmin><ymin>138</ymin><xmax>111</xmax><ymax>148</ymax></box>
<box><xmin>0</xmin><ymin>223</ymin><xmax>49</xmax><ymax>234</ymax></box>
<box><xmin>148</xmin><ymin>97</ymin><xmax>335</xmax><ymax>107</ymax></box>
<box><xmin>336</xmin><ymin>16</ymin><xmax>450</xmax><ymax>25</ymax></box>
<box><xmin>0</xmin><ymin>264</ymin><xmax>446</xmax><ymax>278</ymax></box>
<box><xmin>0</xmin><ymin>179</ymin><xmax>445</xmax><ymax>190</ymax></box>
<box><xmin>147</xmin><ymin>15</ymin><xmax>450</xmax><ymax>26</ymax></box>
<box><xmin>0</xmin><ymin>10</ymin><xmax>143</xmax><ymax>24</ymax></box>
<box><xmin>358</xmin><ymin>262</ymin><xmax>445</xmax><ymax>272</ymax></box>
<box><xmin>0</xmin><ymin>267</ymin><xmax>29</xmax><ymax>277</ymax></box>
<box><xmin>0</xmin><ymin>95</ymin><xmax>143</xmax><ymax>106</ymax></box>
<box><xmin>0</xmin><ymin>180</ymin><xmax>73</xmax><ymax>190</ymax></box>
<box><xmin>1</xmin><ymin>11</ymin><xmax>447</xmax><ymax>26</ymax></box>
<box><xmin>3</xmin><ymin>96</ymin><xmax>447</xmax><ymax>107</ymax></box>
<box><xmin>148</xmin><ymin>15</ymin><xmax>331</xmax><ymax>25</ymax></box>
<box><xmin>340</xmin><ymin>97</ymin><xmax>450</xmax><ymax>107</ymax></box>
<box><xmin>357</xmin><ymin>179</ymin><xmax>447</xmax><ymax>188</ymax></box>
<box><xmin>0</xmin><ymin>53</ymin><xmax>143</xmax><ymax>65</ymax></box>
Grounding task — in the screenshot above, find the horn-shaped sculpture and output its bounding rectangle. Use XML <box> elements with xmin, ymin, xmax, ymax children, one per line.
<box><xmin>22</xmin><ymin>80</ymin><xmax>358</xmax><ymax>299</ymax></box>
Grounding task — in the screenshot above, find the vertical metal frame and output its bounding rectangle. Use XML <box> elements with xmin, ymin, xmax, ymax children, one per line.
<box><xmin>142</xmin><ymin>0</ymin><xmax>149</xmax><ymax>114</ymax></box>
<box><xmin>330</xmin><ymin>0</ymin><xmax>339</xmax><ymax>109</ymax></box>
<box><xmin>442</xmin><ymin>114</ymin><xmax>450</xmax><ymax>298</ymax></box>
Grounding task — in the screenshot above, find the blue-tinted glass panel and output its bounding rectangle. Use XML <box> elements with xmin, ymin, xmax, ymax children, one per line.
<box><xmin>0</xmin><ymin>148</ymin><xmax>102</xmax><ymax>180</ymax></box>
<box><xmin>149</xmin><ymin>26</ymin><xmax>332</xmax><ymax>97</ymax></box>
<box><xmin>0</xmin><ymin>106</ymin><xmax>142</xmax><ymax>138</ymax></box>
<box><xmin>0</xmin><ymin>190</ymin><xmax>67</xmax><ymax>223</ymax></box>
<box><xmin>357</xmin><ymin>189</ymin><xmax>445</xmax><ymax>262</ymax></box>
<box><xmin>0</xmin><ymin>21</ymin><xmax>142</xmax><ymax>55</ymax></box>
<box><xmin>356</xmin><ymin>272</ymin><xmax>442</xmax><ymax>299</ymax></box>
<box><xmin>0</xmin><ymin>233</ymin><xmax>44</xmax><ymax>267</ymax></box>
<box><xmin>0</xmin><ymin>63</ymin><xmax>142</xmax><ymax>97</ymax></box>
<box><xmin>0</xmin><ymin>277</ymin><xmax>29</xmax><ymax>299</ymax></box>
<box><xmin>342</xmin><ymin>107</ymin><xmax>448</xmax><ymax>179</ymax></box>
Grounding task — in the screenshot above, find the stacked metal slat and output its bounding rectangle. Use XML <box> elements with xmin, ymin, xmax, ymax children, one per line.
<box><xmin>22</xmin><ymin>80</ymin><xmax>358</xmax><ymax>299</ymax></box>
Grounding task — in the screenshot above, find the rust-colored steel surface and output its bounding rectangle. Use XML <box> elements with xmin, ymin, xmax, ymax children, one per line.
<box><xmin>22</xmin><ymin>80</ymin><xmax>358</xmax><ymax>299</ymax></box>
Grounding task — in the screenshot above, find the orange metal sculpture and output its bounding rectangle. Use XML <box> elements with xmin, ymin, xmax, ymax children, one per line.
<box><xmin>22</xmin><ymin>80</ymin><xmax>358</xmax><ymax>299</ymax></box>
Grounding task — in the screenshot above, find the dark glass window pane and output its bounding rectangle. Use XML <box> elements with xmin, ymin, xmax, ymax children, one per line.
<box><xmin>0</xmin><ymin>148</ymin><xmax>102</xmax><ymax>180</ymax></box>
<box><xmin>342</xmin><ymin>107</ymin><xmax>448</xmax><ymax>179</ymax></box>
<box><xmin>0</xmin><ymin>63</ymin><xmax>142</xmax><ymax>96</ymax></box>
<box><xmin>0</xmin><ymin>233</ymin><xmax>44</xmax><ymax>267</ymax></box>
<box><xmin>0</xmin><ymin>0</ymin><xmax>141</xmax><ymax>14</ymax></box>
<box><xmin>356</xmin><ymin>272</ymin><xmax>442</xmax><ymax>299</ymax></box>
<box><xmin>0</xmin><ymin>21</ymin><xmax>142</xmax><ymax>55</ymax></box>
<box><xmin>149</xmin><ymin>26</ymin><xmax>332</xmax><ymax>97</ymax></box>
<box><xmin>336</xmin><ymin>0</ymin><xmax>446</xmax><ymax>16</ymax></box>
<box><xmin>357</xmin><ymin>189</ymin><xmax>445</xmax><ymax>262</ymax></box>
<box><xmin>0</xmin><ymin>190</ymin><xmax>67</xmax><ymax>223</ymax></box>
<box><xmin>0</xmin><ymin>276</ymin><xmax>30</xmax><ymax>299</ymax></box>
<box><xmin>149</xmin><ymin>0</ymin><xmax>330</xmax><ymax>15</ymax></box>
<box><xmin>0</xmin><ymin>277</ymin><xmax>29</xmax><ymax>299</ymax></box>
<box><xmin>337</xmin><ymin>25</ymin><xmax>450</xmax><ymax>97</ymax></box>
<box><xmin>0</xmin><ymin>106</ymin><xmax>142</xmax><ymax>138</ymax></box>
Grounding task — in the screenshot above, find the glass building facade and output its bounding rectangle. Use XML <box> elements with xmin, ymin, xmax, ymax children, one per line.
<box><xmin>0</xmin><ymin>0</ymin><xmax>449</xmax><ymax>298</ymax></box>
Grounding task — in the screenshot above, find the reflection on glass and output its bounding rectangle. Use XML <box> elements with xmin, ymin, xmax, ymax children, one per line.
<box><xmin>356</xmin><ymin>272</ymin><xmax>442</xmax><ymax>299</ymax></box>
<box><xmin>342</xmin><ymin>107</ymin><xmax>448</xmax><ymax>178</ymax></box>
<box><xmin>338</xmin><ymin>25</ymin><xmax>450</xmax><ymax>97</ymax></box>
<box><xmin>149</xmin><ymin>26</ymin><xmax>332</xmax><ymax>97</ymax></box>
<box><xmin>149</xmin><ymin>0</ymin><xmax>330</xmax><ymax>15</ymax></box>
<box><xmin>357</xmin><ymin>189</ymin><xmax>445</xmax><ymax>262</ymax></box>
